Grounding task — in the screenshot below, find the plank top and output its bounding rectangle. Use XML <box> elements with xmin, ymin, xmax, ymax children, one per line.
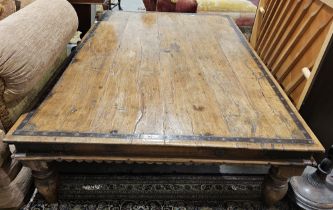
<box><xmin>6</xmin><ymin>11</ymin><xmax>324</xmax><ymax>154</ymax></box>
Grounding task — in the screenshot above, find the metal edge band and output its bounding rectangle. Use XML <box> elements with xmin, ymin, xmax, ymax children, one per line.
<box><xmin>13</xmin><ymin>13</ymin><xmax>312</xmax><ymax>145</ymax></box>
<box><xmin>13</xmin><ymin>130</ymin><xmax>313</xmax><ymax>144</ymax></box>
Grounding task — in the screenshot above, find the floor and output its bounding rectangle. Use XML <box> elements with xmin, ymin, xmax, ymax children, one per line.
<box><xmin>113</xmin><ymin>0</ymin><xmax>145</xmax><ymax>11</ymax></box>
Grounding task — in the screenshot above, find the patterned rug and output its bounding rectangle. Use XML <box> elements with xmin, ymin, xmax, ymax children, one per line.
<box><xmin>58</xmin><ymin>175</ymin><xmax>264</xmax><ymax>201</ymax></box>
<box><xmin>23</xmin><ymin>174</ymin><xmax>302</xmax><ymax>210</ymax></box>
<box><xmin>25</xmin><ymin>198</ymin><xmax>298</xmax><ymax>210</ymax></box>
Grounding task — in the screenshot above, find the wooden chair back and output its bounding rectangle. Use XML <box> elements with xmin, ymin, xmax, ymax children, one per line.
<box><xmin>250</xmin><ymin>0</ymin><xmax>333</xmax><ymax>109</ymax></box>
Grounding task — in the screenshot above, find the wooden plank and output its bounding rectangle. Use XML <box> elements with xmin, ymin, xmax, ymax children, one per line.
<box><xmin>13</xmin><ymin>155</ymin><xmax>314</xmax><ymax>166</ymax></box>
<box><xmin>271</xmin><ymin>1</ymin><xmax>323</xmax><ymax>74</ymax></box>
<box><xmin>283</xmin><ymin>63</ymin><xmax>314</xmax><ymax>95</ymax></box>
<box><xmin>291</xmin><ymin>80</ymin><xmax>307</xmax><ymax>105</ymax></box>
<box><xmin>278</xmin><ymin>12</ymin><xmax>332</xmax><ymax>86</ymax></box>
<box><xmin>257</xmin><ymin>0</ymin><xmax>285</xmax><ymax>55</ymax></box>
<box><xmin>276</xmin><ymin>15</ymin><xmax>332</xmax><ymax>82</ymax></box>
<box><xmin>261</xmin><ymin>0</ymin><xmax>298</xmax><ymax>61</ymax></box>
<box><xmin>22</xmin><ymin>13</ymin><xmax>304</xmax><ymax>139</ymax></box>
<box><xmin>262</xmin><ymin>0</ymin><xmax>302</xmax><ymax>62</ymax></box>
<box><xmin>284</xmin><ymin>73</ymin><xmax>305</xmax><ymax>95</ymax></box>
<box><xmin>267</xmin><ymin>0</ymin><xmax>313</xmax><ymax>69</ymax></box>
<box><xmin>255</xmin><ymin>0</ymin><xmax>280</xmax><ymax>51</ymax></box>
<box><xmin>250</xmin><ymin>0</ymin><xmax>268</xmax><ymax>47</ymax></box>
<box><xmin>4</xmin><ymin>12</ymin><xmax>324</xmax><ymax>161</ymax></box>
<box><xmin>321</xmin><ymin>0</ymin><xmax>333</xmax><ymax>8</ymax></box>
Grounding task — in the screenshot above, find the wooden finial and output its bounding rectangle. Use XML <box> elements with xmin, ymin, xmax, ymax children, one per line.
<box><xmin>302</xmin><ymin>67</ymin><xmax>311</xmax><ymax>80</ymax></box>
<box><xmin>259</xmin><ymin>6</ymin><xmax>265</xmax><ymax>14</ymax></box>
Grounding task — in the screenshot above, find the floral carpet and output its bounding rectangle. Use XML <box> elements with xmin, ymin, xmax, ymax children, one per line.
<box><xmin>25</xmin><ymin>197</ymin><xmax>298</xmax><ymax>210</ymax></box>
<box><xmin>23</xmin><ymin>174</ymin><xmax>302</xmax><ymax>210</ymax></box>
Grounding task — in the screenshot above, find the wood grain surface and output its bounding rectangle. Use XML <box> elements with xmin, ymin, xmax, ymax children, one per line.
<box><xmin>5</xmin><ymin>12</ymin><xmax>324</xmax><ymax>156</ymax></box>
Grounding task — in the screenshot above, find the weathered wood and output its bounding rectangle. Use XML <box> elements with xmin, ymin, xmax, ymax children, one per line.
<box><xmin>5</xmin><ymin>12</ymin><xmax>323</xmax><ymax>153</ymax></box>
<box><xmin>23</xmin><ymin>161</ymin><xmax>58</xmax><ymax>203</ymax></box>
<box><xmin>249</xmin><ymin>0</ymin><xmax>267</xmax><ymax>47</ymax></box>
<box><xmin>3</xmin><ymin>11</ymin><xmax>325</xmax><ymax>205</ymax></box>
<box><xmin>13</xmin><ymin>154</ymin><xmax>314</xmax><ymax>166</ymax></box>
<box><xmin>321</xmin><ymin>0</ymin><xmax>333</xmax><ymax>8</ymax></box>
<box><xmin>263</xmin><ymin>166</ymin><xmax>304</xmax><ymax>206</ymax></box>
<box><xmin>250</xmin><ymin>0</ymin><xmax>333</xmax><ymax>108</ymax></box>
<box><xmin>261</xmin><ymin>0</ymin><xmax>302</xmax><ymax>62</ymax></box>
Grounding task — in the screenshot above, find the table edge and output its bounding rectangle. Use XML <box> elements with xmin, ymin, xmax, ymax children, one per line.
<box><xmin>6</xmin><ymin>12</ymin><xmax>324</xmax><ymax>152</ymax></box>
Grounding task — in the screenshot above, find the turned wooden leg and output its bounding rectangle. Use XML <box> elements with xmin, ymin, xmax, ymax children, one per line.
<box><xmin>262</xmin><ymin>167</ymin><xmax>288</xmax><ymax>206</ymax></box>
<box><xmin>263</xmin><ymin>166</ymin><xmax>304</xmax><ymax>206</ymax></box>
<box><xmin>23</xmin><ymin>161</ymin><xmax>58</xmax><ymax>203</ymax></box>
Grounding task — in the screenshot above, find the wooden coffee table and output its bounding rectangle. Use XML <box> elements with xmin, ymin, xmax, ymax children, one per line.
<box><xmin>5</xmin><ymin>11</ymin><xmax>324</xmax><ymax>205</ymax></box>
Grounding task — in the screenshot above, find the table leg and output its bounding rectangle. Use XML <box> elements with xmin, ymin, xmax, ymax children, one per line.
<box><xmin>118</xmin><ymin>0</ymin><xmax>122</xmax><ymax>10</ymax></box>
<box><xmin>23</xmin><ymin>161</ymin><xmax>58</xmax><ymax>203</ymax></box>
<box><xmin>72</xmin><ymin>4</ymin><xmax>95</xmax><ymax>36</ymax></box>
<box><xmin>262</xmin><ymin>165</ymin><xmax>304</xmax><ymax>206</ymax></box>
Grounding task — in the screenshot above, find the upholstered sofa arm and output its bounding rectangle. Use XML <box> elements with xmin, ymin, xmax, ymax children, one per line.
<box><xmin>0</xmin><ymin>0</ymin><xmax>78</xmax><ymax>130</ymax></box>
<box><xmin>0</xmin><ymin>0</ymin><xmax>78</xmax><ymax>208</ymax></box>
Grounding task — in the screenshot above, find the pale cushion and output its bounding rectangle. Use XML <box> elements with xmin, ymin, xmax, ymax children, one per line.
<box><xmin>0</xmin><ymin>0</ymin><xmax>78</xmax><ymax>104</ymax></box>
<box><xmin>197</xmin><ymin>0</ymin><xmax>256</xmax><ymax>13</ymax></box>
